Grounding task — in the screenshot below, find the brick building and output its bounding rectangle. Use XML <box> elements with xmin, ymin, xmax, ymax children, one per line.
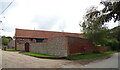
<box><xmin>15</xmin><ymin>28</ymin><xmax>95</xmax><ymax>57</ymax></box>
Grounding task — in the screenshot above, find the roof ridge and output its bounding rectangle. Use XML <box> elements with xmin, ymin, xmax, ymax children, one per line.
<box><xmin>15</xmin><ymin>28</ymin><xmax>84</xmax><ymax>38</ymax></box>
<box><xmin>16</xmin><ymin>28</ymin><xmax>82</xmax><ymax>35</ymax></box>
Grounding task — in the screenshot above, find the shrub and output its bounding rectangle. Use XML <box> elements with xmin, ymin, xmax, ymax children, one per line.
<box><xmin>105</xmin><ymin>39</ymin><xmax>119</xmax><ymax>51</ymax></box>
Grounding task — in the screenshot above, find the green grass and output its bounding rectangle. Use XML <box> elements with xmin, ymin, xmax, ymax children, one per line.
<box><xmin>68</xmin><ymin>51</ymin><xmax>117</xmax><ymax>60</ymax></box>
<box><xmin>21</xmin><ymin>52</ymin><xmax>58</xmax><ymax>57</ymax></box>
<box><xmin>6</xmin><ymin>49</ymin><xmax>19</xmax><ymax>51</ymax></box>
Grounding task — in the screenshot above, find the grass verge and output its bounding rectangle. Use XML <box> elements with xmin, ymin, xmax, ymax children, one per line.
<box><xmin>21</xmin><ymin>52</ymin><xmax>58</xmax><ymax>57</ymax></box>
<box><xmin>6</xmin><ymin>49</ymin><xmax>19</xmax><ymax>51</ymax></box>
<box><xmin>67</xmin><ymin>51</ymin><xmax>117</xmax><ymax>60</ymax></box>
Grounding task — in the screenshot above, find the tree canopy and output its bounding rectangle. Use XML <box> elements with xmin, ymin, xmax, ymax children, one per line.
<box><xmin>87</xmin><ymin>1</ymin><xmax>120</xmax><ymax>24</ymax></box>
<box><xmin>1</xmin><ymin>36</ymin><xmax>13</xmax><ymax>46</ymax></box>
<box><xmin>81</xmin><ymin>0</ymin><xmax>120</xmax><ymax>48</ymax></box>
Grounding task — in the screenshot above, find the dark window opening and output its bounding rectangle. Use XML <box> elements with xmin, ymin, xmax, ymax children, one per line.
<box><xmin>36</xmin><ymin>38</ymin><xmax>45</xmax><ymax>42</ymax></box>
<box><xmin>29</xmin><ymin>38</ymin><xmax>33</xmax><ymax>41</ymax></box>
<box><xmin>19</xmin><ymin>38</ymin><xmax>24</xmax><ymax>40</ymax></box>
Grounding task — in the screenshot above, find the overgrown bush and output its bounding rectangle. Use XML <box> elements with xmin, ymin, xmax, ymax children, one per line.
<box><xmin>105</xmin><ymin>39</ymin><xmax>119</xmax><ymax>51</ymax></box>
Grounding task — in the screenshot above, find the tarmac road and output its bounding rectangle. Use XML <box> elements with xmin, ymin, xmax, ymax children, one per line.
<box><xmin>1</xmin><ymin>50</ymin><xmax>71</xmax><ymax>68</ymax></box>
<box><xmin>80</xmin><ymin>53</ymin><xmax>119</xmax><ymax>68</ymax></box>
<box><xmin>0</xmin><ymin>49</ymin><xmax>2</xmax><ymax>69</ymax></box>
<box><xmin>1</xmin><ymin>49</ymin><xmax>119</xmax><ymax>68</ymax></box>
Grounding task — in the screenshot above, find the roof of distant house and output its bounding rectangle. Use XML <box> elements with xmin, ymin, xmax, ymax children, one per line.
<box><xmin>15</xmin><ymin>28</ymin><xmax>84</xmax><ymax>38</ymax></box>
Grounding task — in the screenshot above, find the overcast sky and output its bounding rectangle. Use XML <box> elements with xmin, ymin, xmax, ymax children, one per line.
<box><xmin>0</xmin><ymin>0</ymin><xmax>119</xmax><ymax>37</ymax></box>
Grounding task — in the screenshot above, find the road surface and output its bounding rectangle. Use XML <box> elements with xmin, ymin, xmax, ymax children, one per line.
<box><xmin>1</xmin><ymin>50</ymin><xmax>71</xmax><ymax>68</ymax></box>
<box><xmin>80</xmin><ymin>53</ymin><xmax>118</xmax><ymax>68</ymax></box>
<box><xmin>1</xmin><ymin>49</ymin><xmax>119</xmax><ymax>68</ymax></box>
<box><xmin>0</xmin><ymin>49</ymin><xmax>2</xmax><ymax>69</ymax></box>
<box><xmin>60</xmin><ymin>53</ymin><xmax>119</xmax><ymax>68</ymax></box>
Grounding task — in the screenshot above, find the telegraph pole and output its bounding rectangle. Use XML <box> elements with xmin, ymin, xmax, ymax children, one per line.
<box><xmin>0</xmin><ymin>21</ymin><xmax>2</xmax><ymax>49</ymax></box>
<box><xmin>0</xmin><ymin>16</ymin><xmax>4</xmax><ymax>30</ymax></box>
<box><xmin>0</xmin><ymin>16</ymin><xmax>4</xmax><ymax>49</ymax></box>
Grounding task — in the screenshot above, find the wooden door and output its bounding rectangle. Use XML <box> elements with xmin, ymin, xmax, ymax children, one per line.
<box><xmin>25</xmin><ymin>42</ymin><xmax>29</xmax><ymax>52</ymax></box>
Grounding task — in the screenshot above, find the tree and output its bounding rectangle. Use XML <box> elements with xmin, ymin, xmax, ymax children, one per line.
<box><xmin>107</xmin><ymin>26</ymin><xmax>120</xmax><ymax>50</ymax></box>
<box><xmin>2</xmin><ymin>36</ymin><xmax>13</xmax><ymax>46</ymax></box>
<box><xmin>87</xmin><ymin>1</ymin><xmax>120</xmax><ymax>23</ymax></box>
<box><xmin>109</xmin><ymin>26</ymin><xmax>120</xmax><ymax>40</ymax></box>
<box><xmin>2</xmin><ymin>38</ymin><xmax>10</xmax><ymax>45</ymax></box>
<box><xmin>81</xmin><ymin>0</ymin><xmax>120</xmax><ymax>50</ymax></box>
<box><xmin>100</xmin><ymin>1</ymin><xmax>120</xmax><ymax>22</ymax></box>
<box><xmin>81</xmin><ymin>6</ymin><xmax>108</xmax><ymax>46</ymax></box>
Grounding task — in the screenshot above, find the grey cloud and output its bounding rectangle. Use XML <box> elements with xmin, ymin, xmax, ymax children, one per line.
<box><xmin>2</xmin><ymin>23</ymin><xmax>14</xmax><ymax>32</ymax></box>
<box><xmin>32</xmin><ymin>15</ymin><xmax>61</xmax><ymax>30</ymax></box>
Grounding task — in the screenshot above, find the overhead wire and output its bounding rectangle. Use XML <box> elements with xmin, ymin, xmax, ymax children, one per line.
<box><xmin>0</xmin><ymin>0</ymin><xmax>14</xmax><ymax>15</ymax></box>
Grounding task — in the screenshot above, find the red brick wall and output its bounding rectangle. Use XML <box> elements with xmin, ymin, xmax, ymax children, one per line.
<box><xmin>96</xmin><ymin>46</ymin><xmax>109</xmax><ymax>52</ymax></box>
<box><xmin>67</xmin><ymin>37</ymin><xmax>95</xmax><ymax>55</ymax></box>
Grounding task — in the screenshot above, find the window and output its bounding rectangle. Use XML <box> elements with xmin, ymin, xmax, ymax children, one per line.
<box><xmin>36</xmin><ymin>38</ymin><xmax>45</xmax><ymax>43</ymax></box>
<box><xmin>19</xmin><ymin>38</ymin><xmax>24</xmax><ymax>40</ymax></box>
<box><xmin>29</xmin><ymin>38</ymin><xmax>33</xmax><ymax>41</ymax></box>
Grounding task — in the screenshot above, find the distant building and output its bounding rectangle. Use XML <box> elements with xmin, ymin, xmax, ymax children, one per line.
<box><xmin>8</xmin><ymin>40</ymin><xmax>15</xmax><ymax>49</ymax></box>
<box><xmin>15</xmin><ymin>28</ymin><xmax>94</xmax><ymax>57</ymax></box>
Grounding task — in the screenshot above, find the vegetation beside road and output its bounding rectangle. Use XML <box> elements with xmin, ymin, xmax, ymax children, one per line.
<box><xmin>67</xmin><ymin>51</ymin><xmax>117</xmax><ymax>60</ymax></box>
<box><xmin>5</xmin><ymin>49</ymin><xmax>117</xmax><ymax>60</ymax></box>
<box><xmin>6</xmin><ymin>49</ymin><xmax>19</xmax><ymax>51</ymax></box>
<box><xmin>20</xmin><ymin>52</ymin><xmax>58</xmax><ymax>57</ymax></box>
